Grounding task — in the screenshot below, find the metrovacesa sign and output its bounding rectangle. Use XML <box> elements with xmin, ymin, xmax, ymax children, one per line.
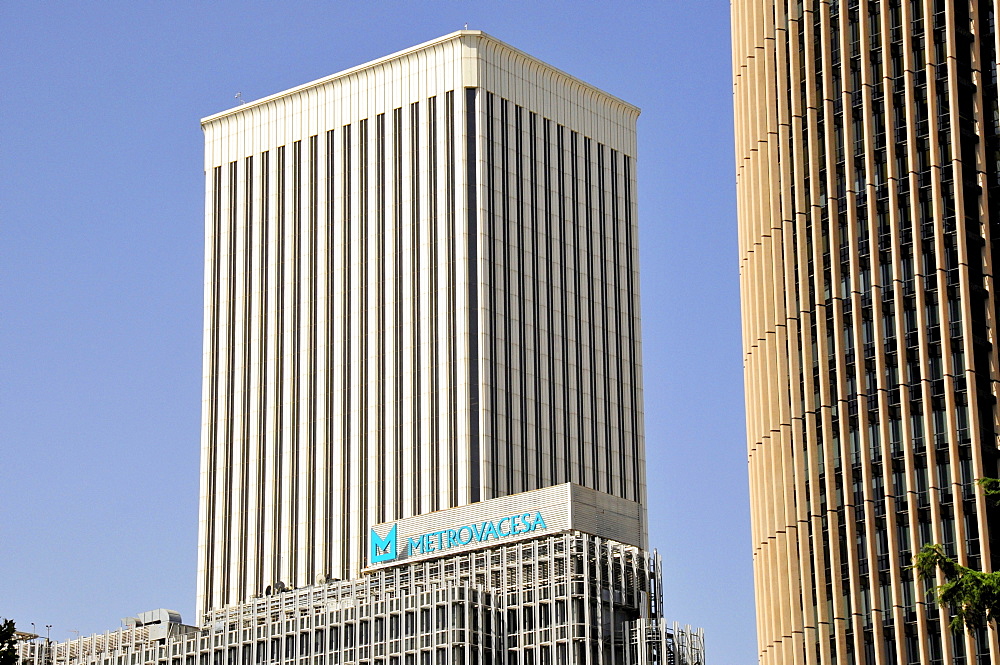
<box><xmin>370</xmin><ymin>510</ymin><xmax>548</xmax><ymax>564</ymax></box>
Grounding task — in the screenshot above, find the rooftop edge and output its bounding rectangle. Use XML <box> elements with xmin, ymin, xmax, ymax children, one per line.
<box><xmin>200</xmin><ymin>30</ymin><xmax>640</xmax><ymax>125</ymax></box>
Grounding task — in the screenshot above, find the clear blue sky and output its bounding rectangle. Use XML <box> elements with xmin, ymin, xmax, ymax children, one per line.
<box><xmin>0</xmin><ymin>2</ymin><xmax>750</xmax><ymax>662</ymax></box>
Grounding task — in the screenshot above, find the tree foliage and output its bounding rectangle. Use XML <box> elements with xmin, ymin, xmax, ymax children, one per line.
<box><xmin>976</xmin><ymin>477</ymin><xmax>1000</xmax><ymax>506</ymax></box>
<box><xmin>914</xmin><ymin>478</ymin><xmax>1000</xmax><ymax>630</ymax></box>
<box><xmin>914</xmin><ymin>544</ymin><xmax>1000</xmax><ymax>630</ymax></box>
<box><xmin>0</xmin><ymin>618</ymin><xmax>17</xmax><ymax>665</ymax></box>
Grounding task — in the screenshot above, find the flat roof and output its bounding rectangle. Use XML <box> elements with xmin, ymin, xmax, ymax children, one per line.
<box><xmin>201</xmin><ymin>30</ymin><xmax>639</xmax><ymax>125</ymax></box>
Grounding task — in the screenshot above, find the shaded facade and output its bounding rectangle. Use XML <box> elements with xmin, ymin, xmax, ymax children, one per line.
<box><xmin>733</xmin><ymin>0</ymin><xmax>1000</xmax><ymax>663</ymax></box>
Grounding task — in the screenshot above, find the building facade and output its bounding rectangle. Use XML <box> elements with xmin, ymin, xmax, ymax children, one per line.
<box><xmin>17</xmin><ymin>31</ymin><xmax>710</xmax><ymax>665</ymax></box>
<box><xmin>198</xmin><ymin>30</ymin><xmax>646</xmax><ymax>617</ymax></box>
<box><xmin>733</xmin><ymin>1</ymin><xmax>1000</xmax><ymax>663</ymax></box>
<box><xmin>18</xmin><ymin>488</ymin><xmax>705</xmax><ymax>665</ymax></box>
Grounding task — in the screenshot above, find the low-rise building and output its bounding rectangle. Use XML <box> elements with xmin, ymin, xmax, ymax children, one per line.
<box><xmin>18</xmin><ymin>486</ymin><xmax>704</xmax><ymax>665</ymax></box>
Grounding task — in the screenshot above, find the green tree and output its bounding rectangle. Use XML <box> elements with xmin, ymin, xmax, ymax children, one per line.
<box><xmin>913</xmin><ymin>544</ymin><xmax>1000</xmax><ymax>629</ymax></box>
<box><xmin>913</xmin><ymin>478</ymin><xmax>1000</xmax><ymax>629</ymax></box>
<box><xmin>0</xmin><ymin>618</ymin><xmax>17</xmax><ymax>665</ymax></box>
<box><xmin>977</xmin><ymin>477</ymin><xmax>1000</xmax><ymax>505</ymax></box>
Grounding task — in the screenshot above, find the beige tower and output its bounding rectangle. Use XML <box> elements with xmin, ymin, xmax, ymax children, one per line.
<box><xmin>197</xmin><ymin>31</ymin><xmax>646</xmax><ymax>618</ymax></box>
<box><xmin>733</xmin><ymin>1</ymin><xmax>1000</xmax><ymax>663</ymax></box>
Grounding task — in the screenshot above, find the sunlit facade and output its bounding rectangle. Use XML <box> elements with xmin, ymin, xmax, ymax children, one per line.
<box><xmin>198</xmin><ymin>30</ymin><xmax>647</xmax><ymax>617</ymax></box>
<box><xmin>17</xmin><ymin>31</ymin><xmax>708</xmax><ymax>665</ymax></box>
<box><xmin>733</xmin><ymin>1</ymin><xmax>1000</xmax><ymax>663</ymax></box>
<box><xmin>18</xmin><ymin>491</ymin><xmax>705</xmax><ymax>665</ymax></box>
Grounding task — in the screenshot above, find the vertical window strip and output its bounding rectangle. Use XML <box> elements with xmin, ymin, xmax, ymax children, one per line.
<box><xmin>543</xmin><ymin>120</ymin><xmax>558</xmax><ymax>488</ymax></box>
<box><xmin>358</xmin><ymin>119</ymin><xmax>369</xmax><ymax>539</ymax></box>
<box><xmin>307</xmin><ymin>134</ymin><xmax>319</xmax><ymax>580</ymax></box>
<box><xmin>445</xmin><ymin>91</ymin><xmax>458</xmax><ymax>508</ymax></box>
<box><xmin>610</xmin><ymin>150</ymin><xmax>626</xmax><ymax>498</ymax></box>
<box><xmin>597</xmin><ymin>144</ymin><xmax>613</xmax><ymax>495</ymax></box>
<box><xmin>570</xmin><ymin>131</ymin><xmax>585</xmax><ymax>488</ymax></box>
<box><xmin>498</xmin><ymin>96</ymin><xmax>510</xmax><ymax>496</ymax></box>
<box><xmin>205</xmin><ymin>164</ymin><xmax>223</xmax><ymax>607</ymax></box>
<box><xmin>503</xmin><ymin>99</ymin><xmax>515</xmax><ymax>494</ymax></box>
<box><xmin>289</xmin><ymin>140</ymin><xmax>302</xmax><ymax>582</ymax></box>
<box><xmin>375</xmin><ymin>114</ymin><xmax>387</xmax><ymax>523</ymax></box>
<box><xmin>223</xmin><ymin>160</ymin><xmax>238</xmax><ymax>598</ymax></box>
<box><xmin>485</xmin><ymin>92</ymin><xmax>499</xmax><ymax>497</ymax></box>
<box><xmin>256</xmin><ymin>150</ymin><xmax>270</xmax><ymax>595</ymax></box>
<box><xmin>465</xmin><ymin>87</ymin><xmax>481</xmax><ymax>503</ymax></box>
<box><xmin>240</xmin><ymin>154</ymin><xmax>254</xmax><ymax>597</ymax></box>
<box><xmin>583</xmin><ymin>137</ymin><xmax>599</xmax><ymax>492</ymax></box>
<box><xmin>528</xmin><ymin>111</ymin><xmax>543</xmax><ymax>489</ymax></box>
<box><xmin>556</xmin><ymin>126</ymin><xmax>571</xmax><ymax>486</ymax></box>
<box><xmin>393</xmin><ymin>107</ymin><xmax>404</xmax><ymax>518</ymax></box>
<box><xmin>623</xmin><ymin>154</ymin><xmax>638</xmax><ymax>501</ymax></box>
<box><xmin>410</xmin><ymin>101</ymin><xmax>421</xmax><ymax>514</ymax></box>
<box><xmin>427</xmin><ymin>95</ymin><xmax>440</xmax><ymax>512</ymax></box>
<box><xmin>515</xmin><ymin>104</ymin><xmax>529</xmax><ymax>494</ymax></box>
<box><xmin>324</xmin><ymin>129</ymin><xmax>343</xmax><ymax>575</ymax></box>
<box><xmin>341</xmin><ymin>124</ymin><xmax>354</xmax><ymax>568</ymax></box>
<box><xmin>273</xmin><ymin>146</ymin><xmax>285</xmax><ymax>584</ymax></box>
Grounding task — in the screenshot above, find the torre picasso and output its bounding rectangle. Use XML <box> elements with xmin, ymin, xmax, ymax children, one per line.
<box><xmin>18</xmin><ymin>31</ymin><xmax>703</xmax><ymax>665</ymax></box>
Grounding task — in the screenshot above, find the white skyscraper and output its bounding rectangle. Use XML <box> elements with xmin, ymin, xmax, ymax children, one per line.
<box><xmin>197</xmin><ymin>30</ymin><xmax>645</xmax><ymax>617</ymax></box>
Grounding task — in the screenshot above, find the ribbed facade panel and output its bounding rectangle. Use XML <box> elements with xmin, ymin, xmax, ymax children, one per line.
<box><xmin>734</xmin><ymin>0</ymin><xmax>1000</xmax><ymax>663</ymax></box>
<box><xmin>477</xmin><ymin>91</ymin><xmax>644</xmax><ymax>505</ymax></box>
<box><xmin>198</xmin><ymin>31</ymin><xmax>645</xmax><ymax>619</ymax></box>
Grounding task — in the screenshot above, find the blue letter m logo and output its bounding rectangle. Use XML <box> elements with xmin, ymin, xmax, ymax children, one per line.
<box><xmin>370</xmin><ymin>524</ymin><xmax>398</xmax><ymax>563</ymax></box>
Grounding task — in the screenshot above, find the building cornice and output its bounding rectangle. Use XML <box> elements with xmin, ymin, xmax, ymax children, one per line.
<box><xmin>200</xmin><ymin>30</ymin><xmax>639</xmax><ymax>128</ymax></box>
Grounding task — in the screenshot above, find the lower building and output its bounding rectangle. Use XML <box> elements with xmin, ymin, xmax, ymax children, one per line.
<box><xmin>16</xmin><ymin>486</ymin><xmax>704</xmax><ymax>665</ymax></box>
<box><xmin>624</xmin><ymin>620</ymin><xmax>705</xmax><ymax>665</ymax></box>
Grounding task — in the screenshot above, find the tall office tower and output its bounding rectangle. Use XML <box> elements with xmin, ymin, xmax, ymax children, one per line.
<box><xmin>198</xmin><ymin>31</ymin><xmax>645</xmax><ymax>617</ymax></box>
<box><xmin>733</xmin><ymin>0</ymin><xmax>999</xmax><ymax>663</ymax></box>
